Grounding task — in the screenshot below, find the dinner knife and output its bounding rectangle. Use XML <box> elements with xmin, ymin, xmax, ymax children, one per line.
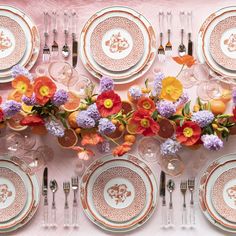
<box><xmin>187</xmin><ymin>11</ymin><xmax>193</xmax><ymax>56</ymax></box>
<box><xmin>160</xmin><ymin>171</ymin><xmax>167</xmax><ymax>227</ymax></box>
<box><xmin>72</xmin><ymin>11</ymin><xmax>78</xmax><ymax>68</ymax></box>
<box><xmin>42</xmin><ymin>167</ymin><xmax>48</xmax><ymax>227</ymax></box>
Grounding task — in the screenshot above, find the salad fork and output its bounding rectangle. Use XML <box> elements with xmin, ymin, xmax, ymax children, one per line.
<box><xmin>157</xmin><ymin>11</ymin><xmax>165</xmax><ymax>62</ymax></box>
<box><xmin>63</xmin><ymin>181</ymin><xmax>70</xmax><ymax>227</ymax></box>
<box><xmin>43</xmin><ymin>12</ymin><xmax>50</xmax><ymax>62</ymax></box>
<box><xmin>188</xmin><ymin>178</ymin><xmax>195</xmax><ymax>227</ymax></box>
<box><xmin>180</xmin><ymin>181</ymin><xmax>188</xmax><ymax>227</ymax></box>
<box><xmin>71</xmin><ymin>176</ymin><xmax>79</xmax><ymax>227</ymax></box>
<box><xmin>165</xmin><ymin>11</ymin><xmax>172</xmax><ymax>56</ymax></box>
<box><xmin>51</xmin><ymin>11</ymin><xmax>59</xmax><ymax>57</ymax></box>
<box><xmin>178</xmin><ymin>11</ymin><xmax>186</xmax><ymax>57</ymax></box>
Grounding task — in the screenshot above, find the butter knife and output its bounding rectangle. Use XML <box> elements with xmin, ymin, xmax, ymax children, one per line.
<box><xmin>42</xmin><ymin>167</ymin><xmax>48</xmax><ymax>227</ymax></box>
<box><xmin>160</xmin><ymin>171</ymin><xmax>167</xmax><ymax>227</ymax></box>
<box><xmin>72</xmin><ymin>11</ymin><xmax>78</xmax><ymax>68</ymax></box>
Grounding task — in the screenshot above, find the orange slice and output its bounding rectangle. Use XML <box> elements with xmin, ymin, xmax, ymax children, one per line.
<box><xmin>58</xmin><ymin>128</ymin><xmax>78</xmax><ymax>148</ymax></box>
<box><xmin>121</xmin><ymin>100</ymin><xmax>133</xmax><ymax>115</ymax></box>
<box><xmin>21</xmin><ymin>103</ymin><xmax>33</xmax><ymax>113</ymax></box>
<box><xmin>7</xmin><ymin>112</ymin><xmax>27</xmax><ymax>131</ymax></box>
<box><xmin>62</xmin><ymin>91</ymin><xmax>81</xmax><ymax>112</ymax></box>
<box><xmin>107</xmin><ymin>123</ymin><xmax>124</xmax><ymax>140</ymax></box>
<box><xmin>126</xmin><ymin>118</ymin><xmax>138</xmax><ymax>135</ymax></box>
<box><xmin>158</xmin><ymin>118</ymin><xmax>176</xmax><ymax>139</ymax></box>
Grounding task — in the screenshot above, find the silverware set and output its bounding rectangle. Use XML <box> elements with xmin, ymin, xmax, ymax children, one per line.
<box><xmin>42</xmin><ymin>167</ymin><xmax>79</xmax><ymax>228</ymax></box>
<box><xmin>42</xmin><ymin>11</ymin><xmax>78</xmax><ymax>67</ymax></box>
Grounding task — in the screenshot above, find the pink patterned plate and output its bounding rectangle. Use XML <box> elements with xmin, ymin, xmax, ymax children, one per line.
<box><xmin>90</xmin><ymin>16</ymin><xmax>144</xmax><ymax>72</ymax></box>
<box><xmin>92</xmin><ymin>166</ymin><xmax>146</xmax><ymax>223</ymax></box>
<box><xmin>0</xmin><ymin>16</ymin><xmax>26</xmax><ymax>70</ymax></box>
<box><xmin>0</xmin><ymin>167</ymin><xmax>27</xmax><ymax>222</ymax></box>
<box><xmin>212</xmin><ymin>167</ymin><xmax>236</xmax><ymax>223</ymax></box>
<box><xmin>209</xmin><ymin>16</ymin><xmax>236</xmax><ymax>71</ymax></box>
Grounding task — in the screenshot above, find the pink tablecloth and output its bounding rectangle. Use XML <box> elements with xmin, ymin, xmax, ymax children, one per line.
<box><xmin>1</xmin><ymin>0</ymin><xmax>236</xmax><ymax>235</ymax></box>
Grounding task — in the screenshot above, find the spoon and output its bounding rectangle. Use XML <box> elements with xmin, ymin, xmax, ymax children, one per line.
<box><xmin>50</xmin><ymin>179</ymin><xmax>58</xmax><ymax>227</ymax></box>
<box><xmin>62</xmin><ymin>12</ymin><xmax>70</xmax><ymax>58</ymax></box>
<box><xmin>167</xmin><ymin>179</ymin><xmax>175</xmax><ymax>227</ymax></box>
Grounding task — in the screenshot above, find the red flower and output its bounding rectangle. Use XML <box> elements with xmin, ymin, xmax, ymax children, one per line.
<box><xmin>112</xmin><ymin>142</ymin><xmax>133</xmax><ymax>156</ymax></box>
<box><xmin>0</xmin><ymin>96</ymin><xmax>2</xmax><ymax>105</ymax></box>
<box><xmin>137</xmin><ymin>97</ymin><xmax>155</xmax><ymax>114</ymax></box>
<box><xmin>0</xmin><ymin>109</ymin><xmax>4</xmax><ymax>122</ymax></box>
<box><xmin>176</xmin><ymin>121</ymin><xmax>201</xmax><ymax>146</ymax></box>
<box><xmin>96</xmin><ymin>90</ymin><xmax>122</xmax><ymax>117</ymax></box>
<box><xmin>20</xmin><ymin>115</ymin><xmax>45</xmax><ymax>126</ymax></box>
<box><xmin>233</xmin><ymin>106</ymin><xmax>236</xmax><ymax>121</ymax></box>
<box><xmin>130</xmin><ymin>109</ymin><xmax>160</xmax><ymax>136</ymax></box>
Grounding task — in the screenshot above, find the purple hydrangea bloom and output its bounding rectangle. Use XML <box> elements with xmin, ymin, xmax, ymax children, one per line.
<box><xmin>152</xmin><ymin>72</ymin><xmax>165</xmax><ymax>96</ymax></box>
<box><xmin>233</xmin><ymin>89</ymin><xmax>236</xmax><ymax>105</ymax></box>
<box><xmin>157</xmin><ymin>100</ymin><xmax>176</xmax><ymax>118</ymax></box>
<box><xmin>87</xmin><ymin>103</ymin><xmax>100</xmax><ymax>121</ymax></box>
<box><xmin>76</xmin><ymin>111</ymin><xmax>95</xmax><ymax>129</ymax></box>
<box><xmin>45</xmin><ymin>120</ymin><xmax>65</xmax><ymax>137</ymax></box>
<box><xmin>51</xmin><ymin>89</ymin><xmax>68</xmax><ymax>106</ymax></box>
<box><xmin>99</xmin><ymin>76</ymin><xmax>114</xmax><ymax>93</ymax></box>
<box><xmin>98</xmin><ymin>118</ymin><xmax>116</xmax><ymax>135</ymax></box>
<box><xmin>160</xmin><ymin>138</ymin><xmax>182</xmax><ymax>156</ymax></box>
<box><xmin>2</xmin><ymin>100</ymin><xmax>21</xmax><ymax>117</ymax></box>
<box><xmin>128</xmin><ymin>86</ymin><xmax>142</xmax><ymax>100</ymax></box>
<box><xmin>22</xmin><ymin>94</ymin><xmax>37</xmax><ymax>106</ymax></box>
<box><xmin>201</xmin><ymin>134</ymin><xmax>223</xmax><ymax>151</ymax></box>
<box><xmin>191</xmin><ymin>110</ymin><xmax>214</xmax><ymax>128</ymax></box>
<box><xmin>174</xmin><ymin>92</ymin><xmax>189</xmax><ymax>107</ymax></box>
<box><xmin>97</xmin><ymin>140</ymin><xmax>110</xmax><ymax>153</ymax></box>
<box><xmin>11</xmin><ymin>65</ymin><xmax>33</xmax><ymax>81</ymax></box>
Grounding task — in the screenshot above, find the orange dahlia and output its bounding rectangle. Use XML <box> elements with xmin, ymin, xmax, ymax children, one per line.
<box><xmin>137</xmin><ymin>97</ymin><xmax>155</xmax><ymax>114</ymax></box>
<box><xmin>176</xmin><ymin>121</ymin><xmax>201</xmax><ymax>146</ymax></box>
<box><xmin>130</xmin><ymin>109</ymin><xmax>160</xmax><ymax>136</ymax></box>
<box><xmin>33</xmin><ymin>77</ymin><xmax>57</xmax><ymax>105</ymax></box>
<box><xmin>96</xmin><ymin>90</ymin><xmax>122</xmax><ymax>117</ymax></box>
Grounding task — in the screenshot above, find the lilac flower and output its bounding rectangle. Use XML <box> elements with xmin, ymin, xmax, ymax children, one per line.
<box><xmin>51</xmin><ymin>89</ymin><xmax>68</xmax><ymax>106</ymax></box>
<box><xmin>98</xmin><ymin>118</ymin><xmax>116</xmax><ymax>135</ymax></box>
<box><xmin>76</xmin><ymin>111</ymin><xmax>95</xmax><ymax>129</ymax></box>
<box><xmin>174</xmin><ymin>92</ymin><xmax>189</xmax><ymax>107</ymax></box>
<box><xmin>97</xmin><ymin>140</ymin><xmax>110</xmax><ymax>153</ymax></box>
<box><xmin>45</xmin><ymin>120</ymin><xmax>65</xmax><ymax>137</ymax></box>
<box><xmin>128</xmin><ymin>86</ymin><xmax>142</xmax><ymax>100</ymax></box>
<box><xmin>157</xmin><ymin>100</ymin><xmax>176</xmax><ymax>118</ymax></box>
<box><xmin>99</xmin><ymin>76</ymin><xmax>114</xmax><ymax>93</ymax></box>
<box><xmin>151</xmin><ymin>72</ymin><xmax>165</xmax><ymax>96</ymax></box>
<box><xmin>201</xmin><ymin>134</ymin><xmax>223</xmax><ymax>151</ymax></box>
<box><xmin>2</xmin><ymin>100</ymin><xmax>21</xmax><ymax>117</ymax></box>
<box><xmin>87</xmin><ymin>103</ymin><xmax>100</xmax><ymax>121</ymax></box>
<box><xmin>22</xmin><ymin>94</ymin><xmax>37</xmax><ymax>106</ymax></box>
<box><xmin>11</xmin><ymin>65</ymin><xmax>33</xmax><ymax>81</ymax></box>
<box><xmin>160</xmin><ymin>138</ymin><xmax>182</xmax><ymax>156</ymax></box>
<box><xmin>233</xmin><ymin>89</ymin><xmax>236</xmax><ymax>105</ymax></box>
<box><xmin>191</xmin><ymin>110</ymin><xmax>214</xmax><ymax>128</ymax></box>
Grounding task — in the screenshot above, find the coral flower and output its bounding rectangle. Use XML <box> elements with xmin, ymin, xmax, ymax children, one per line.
<box><xmin>0</xmin><ymin>109</ymin><xmax>4</xmax><ymax>122</ymax></box>
<box><xmin>160</xmin><ymin>77</ymin><xmax>183</xmax><ymax>102</ymax></box>
<box><xmin>233</xmin><ymin>106</ymin><xmax>236</xmax><ymax>121</ymax></box>
<box><xmin>130</xmin><ymin>109</ymin><xmax>160</xmax><ymax>136</ymax></box>
<box><xmin>176</xmin><ymin>121</ymin><xmax>201</xmax><ymax>146</ymax></box>
<box><xmin>12</xmin><ymin>75</ymin><xmax>33</xmax><ymax>97</ymax></box>
<box><xmin>96</xmin><ymin>90</ymin><xmax>122</xmax><ymax>117</ymax></box>
<box><xmin>112</xmin><ymin>142</ymin><xmax>133</xmax><ymax>156</ymax></box>
<box><xmin>33</xmin><ymin>77</ymin><xmax>57</xmax><ymax>105</ymax></box>
<box><xmin>137</xmin><ymin>97</ymin><xmax>155</xmax><ymax>114</ymax></box>
<box><xmin>20</xmin><ymin>115</ymin><xmax>45</xmax><ymax>126</ymax></box>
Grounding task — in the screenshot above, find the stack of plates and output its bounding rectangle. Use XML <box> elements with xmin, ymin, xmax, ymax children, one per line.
<box><xmin>80</xmin><ymin>6</ymin><xmax>157</xmax><ymax>84</ymax></box>
<box><xmin>197</xmin><ymin>6</ymin><xmax>236</xmax><ymax>83</ymax></box>
<box><xmin>0</xmin><ymin>5</ymin><xmax>40</xmax><ymax>83</ymax></box>
<box><xmin>0</xmin><ymin>155</ymin><xmax>40</xmax><ymax>233</ymax></box>
<box><xmin>80</xmin><ymin>154</ymin><xmax>158</xmax><ymax>232</ymax></box>
<box><xmin>199</xmin><ymin>153</ymin><xmax>236</xmax><ymax>233</ymax></box>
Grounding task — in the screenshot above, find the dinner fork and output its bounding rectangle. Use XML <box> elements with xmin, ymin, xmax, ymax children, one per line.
<box><xmin>165</xmin><ymin>11</ymin><xmax>172</xmax><ymax>56</ymax></box>
<box><xmin>63</xmin><ymin>181</ymin><xmax>70</xmax><ymax>227</ymax></box>
<box><xmin>180</xmin><ymin>181</ymin><xmax>188</xmax><ymax>227</ymax></box>
<box><xmin>188</xmin><ymin>178</ymin><xmax>195</xmax><ymax>227</ymax></box>
<box><xmin>178</xmin><ymin>11</ymin><xmax>186</xmax><ymax>57</ymax></box>
<box><xmin>51</xmin><ymin>11</ymin><xmax>59</xmax><ymax>57</ymax></box>
<box><xmin>71</xmin><ymin>176</ymin><xmax>79</xmax><ymax>227</ymax></box>
<box><xmin>157</xmin><ymin>11</ymin><xmax>165</xmax><ymax>62</ymax></box>
<box><xmin>43</xmin><ymin>12</ymin><xmax>50</xmax><ymax>62</ymax></box>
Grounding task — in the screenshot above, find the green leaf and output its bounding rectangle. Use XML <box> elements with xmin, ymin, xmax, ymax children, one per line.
<box><xmin>183</xmin><ymin>101</ymin><xmax>191</xmax><ymax>116</ymax></box>
<box><xmin>145</xmin><ymin>79</ymin><xmax>149</xmax><ymax>88</ymax></box>
<box><xmin>180</xmin><ymin>119</ymin><xmax>185</xmax><ymax>127</ymax></box>
<box><xmin>169</xmin><ymin>114</ymin><xmax>184</xmax><ymax>121</ymax></box>
<box><xmin>152</xmin><ymin>110</ymin><xmax>159</xmax><ymax>120</ymax></box>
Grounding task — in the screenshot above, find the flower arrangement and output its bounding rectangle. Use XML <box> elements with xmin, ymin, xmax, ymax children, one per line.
<box><xmin>2</xmin><ymin>56</ymin><xmax>235</xmax><ymax>159</ymax></box>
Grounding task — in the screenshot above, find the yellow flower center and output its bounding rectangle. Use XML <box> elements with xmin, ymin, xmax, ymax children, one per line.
<box><xmin>166</xmin><ymin>85</ymin><xmax>175</xmax><ymax>95</ymax></box>
<box><xmin>39</xmin><ymin>85</ymin><xmax>50</xmax><ymax>96</ymax></box>
<box><xmin>104</xmin><ymin>99</ymin><xmax>113</xmax><ymax>109</ymax></box>
<box><xmin>142</xmin><ymin>101</ymin><xmax>151</xmax><ymax>110</ymax></box>
<box><xmin>183</xmin><ymin>127</ymin><xmax>193</xmax><ymax>137</ymax></box>
<box><xmin>16</xmin><ymin>82</ymin><xmax>27</xmax><ymax>93</ymax></box>
<box><xmin>140</xmin><ymin>118</ymin><xmax>150</xmax><ymax>128</ymax></box>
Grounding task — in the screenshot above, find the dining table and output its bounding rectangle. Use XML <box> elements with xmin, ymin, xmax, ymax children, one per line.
<box><xmin>1</xmin><ymin>0</ymin><xmax>236</xmax><ymax>235</ymax></box>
